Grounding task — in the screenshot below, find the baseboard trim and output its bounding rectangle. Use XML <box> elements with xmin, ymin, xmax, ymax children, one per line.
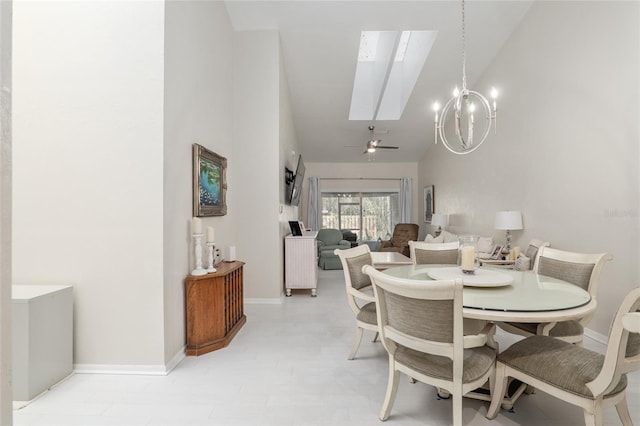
<box><xmin>74</xmin><ymin>346</ymin><xmax>186</xmax><ymax>376</ymax></box>
<box><xmin>584</xmin><ymin>327</ymin><xmax>608</xmax><ymax>346</ymax></box>
<box><xmin>74</xmin><ymin>364</ymin><xmax>169</xmax><ymax>376</ymax></box>
<box><xmin>165</xmin><ymin>345</ymin><xmax>186</xmax><ymax>374</ymax></box>
<box><xmin>245</xmin><ymin>297</ymin><xmax>283</xmax><ymax>304</ymax></box>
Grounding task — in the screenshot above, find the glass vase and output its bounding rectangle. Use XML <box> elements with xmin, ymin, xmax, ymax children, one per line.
<box><xmin>458</xmin><ymin>234</ymin><xmax>478</xmax><ymax>274</ymax></box>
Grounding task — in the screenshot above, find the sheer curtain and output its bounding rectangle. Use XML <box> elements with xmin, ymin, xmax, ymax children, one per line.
<box><xmin>399</xmin><ymin>177</ymin><xmax>412</xmax><ymax>224</ymax></box>
<box><xmin>307</xmin><ymin>177</ymin><xmax>321</xmax><ymax>231</ymax></box>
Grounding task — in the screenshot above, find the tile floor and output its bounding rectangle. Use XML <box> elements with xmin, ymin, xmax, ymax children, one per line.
<box><xmin>13</xmin><ymin>269</ymin><xmax>640</xmax><ymax>425</ymax></box>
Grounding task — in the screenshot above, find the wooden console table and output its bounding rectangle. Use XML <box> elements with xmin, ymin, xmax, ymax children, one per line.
<box><xmin>185</xmin><ymin>261</ymin><xmax>246</xmax><ymax>356</ymax></box>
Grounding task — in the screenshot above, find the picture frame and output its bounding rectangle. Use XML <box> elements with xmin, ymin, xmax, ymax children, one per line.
<box><xmin>424</xmin><ymin>185</ymin><xmax>434</xmax><ymax>223</ymax></box>
<box><xmin>288</xmin><ymin>221</ymin><xmax>303</xmax><ymax>236</ymax></box>
<box><xmin>491</xmin><ymin>244</ymin><xmax>504</xmax><ymax>260</ymax></box>
<box><xmin>193</xmin><ymin>143</ymin><xmax>227</xmax><ymax>217</ymax></box>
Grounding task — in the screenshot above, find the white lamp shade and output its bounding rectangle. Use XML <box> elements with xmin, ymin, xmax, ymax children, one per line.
<box><xmin>495</xmin><ymin>211</ymin><xmax>523</xmax><ymax>230</ymax></box>
<box><xmin>431</xmin><ymin>213</ymin><xmax>449</xmax><ymax>227</ymax></box>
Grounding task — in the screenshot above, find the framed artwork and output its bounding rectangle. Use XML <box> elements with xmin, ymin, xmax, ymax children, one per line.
<box><xmin>424</xmin><ymin>185</ymin><xmax>434</xmax><ymax>223</ymax></box>
<box><xmin>491</xmin><ymin>244</ymin><xmax>504</xmax><ymax>260</ymax></box>
<box><xmin>193</xmin><ymin>143</ymin><xmax>227</xmax><ymax>217</ymax></box>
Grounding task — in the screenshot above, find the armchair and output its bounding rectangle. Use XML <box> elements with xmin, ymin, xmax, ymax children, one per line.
<box><xmin>363</xmin><ymin>265</ymin><xmax>498</xmax><ymax>425</ymax></box>
<box><xmin>316</xmin><ymin>229</ymin><xmax>350</xmax><ymax>253</ymax></box>
<box><xmin>380</xmin><ymin>223</ymin><xmax>419</xmax><ymax>257</ymax></box>
<box><xmin>334</xmin><ymin>245</ymin><xmax>378</xmax><ymax>359</ymax></box>
<box><xmin>488</xmin><ymin>287</ymin><xmax>640</xmax><ymax>425</ymax></box>
<box><xmin>498</xmin><ymin>246</ymin><xmax>612</xmax><ymax>345</ymax></box>
<box><xmin>317</xmin><ymin>229</ymin><xmax>351</xmax><ymax>270</ymax></box>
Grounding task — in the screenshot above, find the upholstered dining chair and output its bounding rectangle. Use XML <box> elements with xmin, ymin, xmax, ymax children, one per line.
<box><xmin>499</xmin><ymin>246</ymin><xmax>613</xmax><ymax>345</ymax></box>
<box><xmin>362</xmin><ymin>265</ymin><xmax>498</xmax><ymax>425</ymax></box>
<box><xmin>487</xmin><ymin>287</ymin><xmax>640</xmax><ymax>426</ymax></box>
<box><xmin>380</xmin><ymin>223</ymin><xmax>419</xmax><ymax>257</ymax></box>
<box><xmin>513</xmin><ymin>238</ymin><xmax>550</xmax><ymax>271</ymax></box>
<box><xmin>409</xmin><ymin>241</ymin><xmax>459</xmax><ymax>265</ymax></box>
<box><xmin>334</xmin><ymin>245</ymin><xmax>378</xmax><ymax>360</ymax></box>
<box><xmin>409</xmin><ymin>239</ymin><xmax>489</xmax><ymax>339</ymax></box>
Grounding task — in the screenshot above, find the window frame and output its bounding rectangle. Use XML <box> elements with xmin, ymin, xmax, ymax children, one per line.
<box><xmin>321</xmin><ymin>191</ymin><xmax>399</xmax><ymax>241</ymax></box>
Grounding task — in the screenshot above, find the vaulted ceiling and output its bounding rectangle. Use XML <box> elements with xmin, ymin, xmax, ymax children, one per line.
<box><xmin>224</xmin><ymin>1</ymin><xmax>534</xmax><ymax>163</ymax></box>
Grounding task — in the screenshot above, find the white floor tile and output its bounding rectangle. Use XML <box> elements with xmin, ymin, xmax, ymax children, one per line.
<box><xmin>13</xmin><ymin>268</ymin><xmax>640</xmax><ymax>425</ymax></box>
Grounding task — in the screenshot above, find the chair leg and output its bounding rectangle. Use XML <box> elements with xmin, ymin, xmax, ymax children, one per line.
<box><xmin>348</xmin><ymin>326</ymin><xmax>364</xmax><ymax>360</ymax></box>
<box><xmin>487</xmin><ymin>363</ymin><xmax>508</xmax><ymax>420</ymax></box>
<box><xmin>372</xmin><ymin>331</ymin><xmax>379</xmax><ymax>342</ymax></box>
<box><xmin>583</xmin><ymin>402</ymin><xmax>604</xmax><ymax>426</ymax></box>
<box><xmin>453</xmin><ymin>392</ymin><xmax>462</xmax><ymax>426</ymax></box>
<box><xmin>615</xmin><ymin>396</ymin><xmax>633</xmax><ymax>426</ymax></box>
<box><xmin>379</xmin><ymin>357</ymin><xmax>400</xmax><ymax>421</ymax></box>
<box><xmin>488</xmin><ymin>366</ymin><xmax>496</xmax><ymax>402</ymax></box>
<box><xmin>437</xmin><ymin>388</ymin><xmax>451</xmax><ymax>398</ymax></box>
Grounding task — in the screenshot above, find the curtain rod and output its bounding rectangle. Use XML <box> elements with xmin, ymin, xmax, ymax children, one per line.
<box><xmin>319</xmin><ymin>177</ymin><xmax>401</xmax><ymax>181</ymax></box>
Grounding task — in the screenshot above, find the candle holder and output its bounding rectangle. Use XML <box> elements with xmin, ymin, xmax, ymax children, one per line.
<box><xmin>206</xmin><ymin>242</ymin><xmax>217</xmax><ymax>273</ymax></box>
<box><xmin>191</xmin><ymin>234</ymin><xmax>207</xmax><ymax>276</ymax></box>
<box><xmin>459</xmin><ymin>234</ymin><xmax>478</xmax><ymax>275</ymax></box>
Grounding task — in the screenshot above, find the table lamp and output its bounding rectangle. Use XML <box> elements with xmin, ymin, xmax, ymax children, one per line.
<box><xmin>495</xmin><ymin>211</ymin><xmax>523</xmax><ymax>253</ymax></box>
<box><xmin>431</xmin><ymin>213</ymin><xmax>449</xmax><ymax>236</ymax></box>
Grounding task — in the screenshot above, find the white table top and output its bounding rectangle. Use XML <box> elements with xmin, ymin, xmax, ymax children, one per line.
<box><xmin>371</xmin><ymin>252</ymin><xmax>412</xmax><ymax>269</ymax></box>
<box><xmin>382</xmin><ymin>265</ymin><xmax>594</xmax><ymax>323</ymax></box>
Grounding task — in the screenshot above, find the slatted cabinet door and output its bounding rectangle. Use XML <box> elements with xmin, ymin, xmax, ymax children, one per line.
<box><xmin>185</xmin><ymin>261</ymin><xmax>246</xmax><ymax>356</ymax></box>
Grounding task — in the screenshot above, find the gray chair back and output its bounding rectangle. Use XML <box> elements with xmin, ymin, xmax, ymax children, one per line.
<box><xmin>533</xmin><ymin>247</ymin><xmax>612</xmax><ymax>296</ymax></box>
<box><xmin>409</xmin><ymin>241</ymin><xmax>459</xmax><ymax>265</ymax></box>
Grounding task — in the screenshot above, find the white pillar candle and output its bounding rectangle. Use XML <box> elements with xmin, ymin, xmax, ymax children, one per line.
<box><xmin>192</xmin><ymin>217</ymin><xmax>202</xmax><ymax>234</ymax></box>
<box><xmin>461</xmin><ymin>246</ymin><xmax>475</xmax><ymax>271</ymax></box>
<box><xmin>207</xmin><ymin>226</ymin><xmax>214</xmax><ymax>243</ymax></box>
<box><xmin>511</xmin><ymin>246</ymin><xmax>521</xmax><ymax>261</ymax></box>
<box><xmin>227</xmin><ymin>245</ymin><xmax>236</xmax><ymax>261</ymax></box>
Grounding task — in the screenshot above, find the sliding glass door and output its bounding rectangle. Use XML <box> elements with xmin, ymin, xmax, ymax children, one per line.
<box><xmin>321</xmin><ymin>192</ymin><xmax>398</xmax><ymax>241</ymax></box>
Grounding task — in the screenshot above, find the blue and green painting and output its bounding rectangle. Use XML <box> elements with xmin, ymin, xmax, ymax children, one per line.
<box><xmin>199</xmin><ymin>159</ymin><xmax>221</xmax><ymax>206</ymax></box>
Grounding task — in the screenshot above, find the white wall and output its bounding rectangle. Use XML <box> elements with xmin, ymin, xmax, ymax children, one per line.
<box><xmin>233</xmin><ymin>31</ymin><xmax>283</xmax><ymax>301</ymax></box>
<box><xmin>418</xmin><ymin>1</ymin><xmax>639</xmax><ymax>336</ymax></box>
<box><xmin>12</xmin><ymin>1</ymin><xmax>294</xmax><ymax>372</ymax></box>
<box><xmin>279</xmin><ymin>44</ymin><xmax>300</xmax><ymax>290</ymax></box>
<box><xmin>163</xmin><ymin>1</ymin><xmax>235</xmax><ymax>364</ymax></box>
<box><xmin>0</xmin><ymin>0</ymin><xmax>11</xmax><ymax>421</ymax></box>
<box><xmin>13</xmin><ymin>1</ymin><xmax>166</xmax><ymax>367</ymax></box>
<box><xmin>302</xmin><ymin>162</ymin><xmax>420</xmax><ymax>231</ymax></box>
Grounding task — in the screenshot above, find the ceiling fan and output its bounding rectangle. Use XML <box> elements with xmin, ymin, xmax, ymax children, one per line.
<box><xmin>363</xmin><ymin>126</ymin><xmax>398</xmax><ymax>154</ymax></box>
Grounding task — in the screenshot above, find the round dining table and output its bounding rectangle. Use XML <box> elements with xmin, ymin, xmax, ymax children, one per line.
<box><xmin>381</xmin><ymin>264</ymin><xmax>595</xmax><ymax>325</ymax></box>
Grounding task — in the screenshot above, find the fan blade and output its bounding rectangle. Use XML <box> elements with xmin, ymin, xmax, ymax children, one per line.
<box><xmin>376</xmin><ymin>146</ymin><xmax>399</xmax><ymax>149</ymax></box>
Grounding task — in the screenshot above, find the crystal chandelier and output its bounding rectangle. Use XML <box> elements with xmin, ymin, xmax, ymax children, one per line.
<box><xmin>433</xmin><ymin>0</ymin><xmax>498</xmax><ymax>155</ymax></box>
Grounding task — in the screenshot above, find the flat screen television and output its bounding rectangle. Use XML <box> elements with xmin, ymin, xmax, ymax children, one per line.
<box><xmin>286</xmin><ymin>155</ymin><xmax>305</xmax><ymax>206</ymax></box>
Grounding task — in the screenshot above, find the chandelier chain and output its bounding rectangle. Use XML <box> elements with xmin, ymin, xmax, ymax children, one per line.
<box><xmin>461</xmin><ymin>0</ymin><xmax>467</xmax><ymax>91</ymax></box>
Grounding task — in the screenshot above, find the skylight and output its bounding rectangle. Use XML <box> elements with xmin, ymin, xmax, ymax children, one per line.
<box><xmin>358</xmin><ymin>31</ymin><xmax>379</xmax><ymax>62</ymax></box>
<box><xmin>394</xmin><ymin>31</ymin><xmax>411</xmax><ymax>62</ymax></box>
<box><xmin>349</xmin><ymin>30</ymin><xmax>437</xmax><ymax>121</ymax></box>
